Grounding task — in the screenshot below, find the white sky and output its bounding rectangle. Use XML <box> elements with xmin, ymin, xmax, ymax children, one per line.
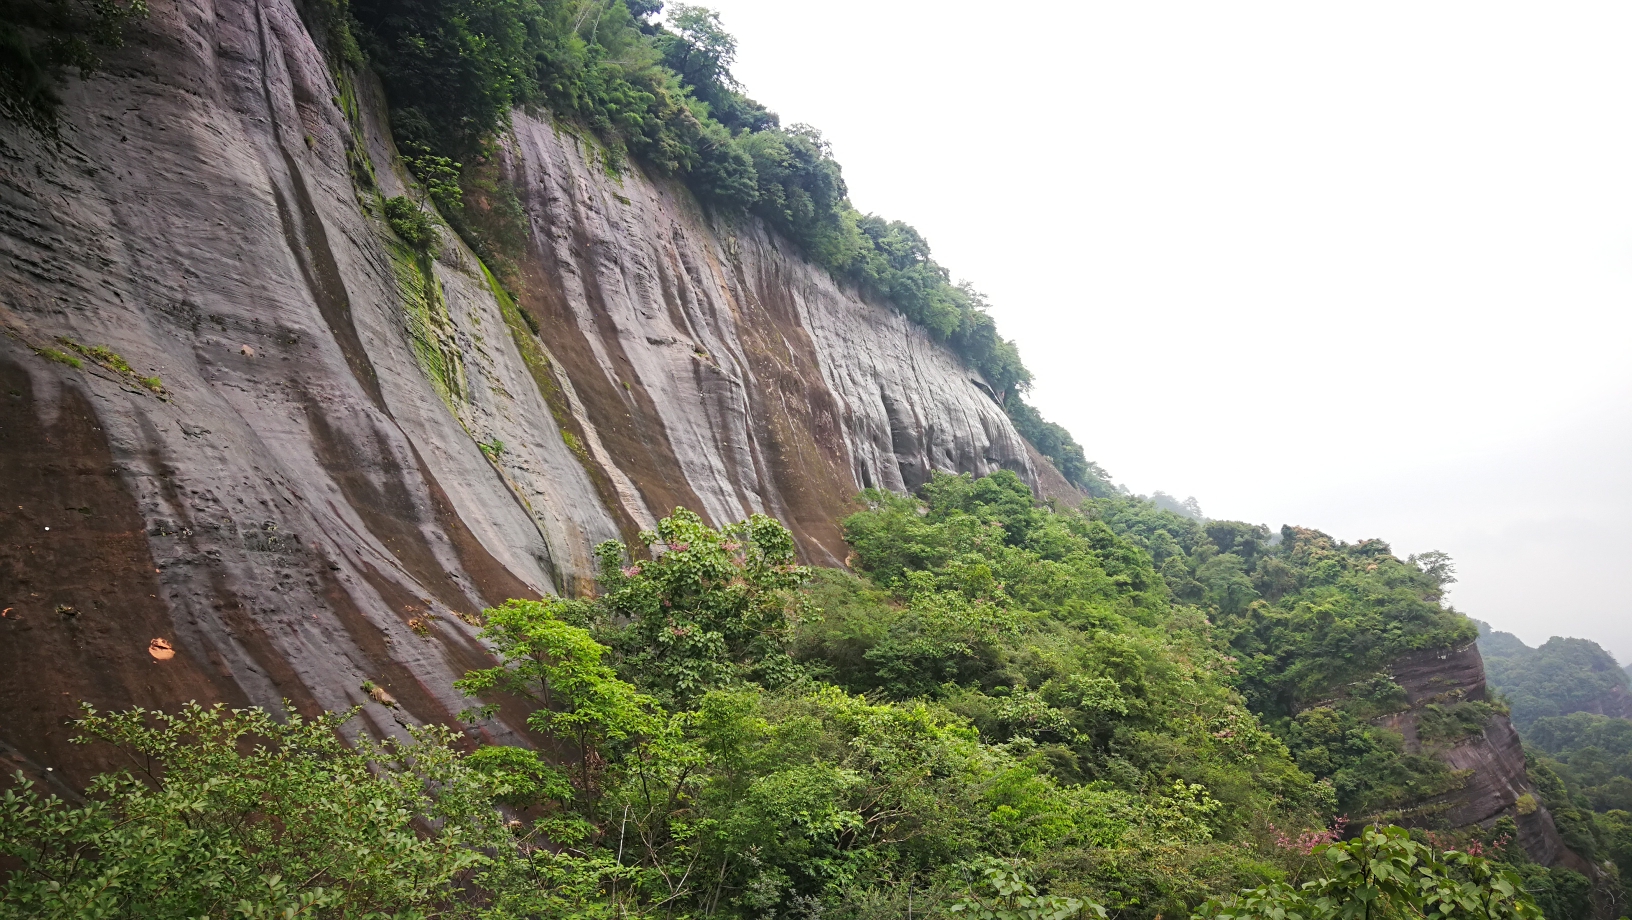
<box><xmin>689</xmin><ymin>1</ymin><xmax>1632</xmax><ymax>660</ymax></box>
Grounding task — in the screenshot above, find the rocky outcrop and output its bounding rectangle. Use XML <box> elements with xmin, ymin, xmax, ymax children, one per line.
<box><xmin>495</xmin><ymin>111</ymin><xmax>1039</xmax><ymax>567</ymax></box>
<box><xmin>1376</xmin><ymin>642</ymin><xmax>1595</xmax><ymax>874</ymax></box>
<box><xmin>0</xmin><ymin>0</ymin><xmax>1046</xmax><ymax>788</ymax></box>
<box><xmin>1567</xmin><ymin>683</ymin><xmax>1632</xmax><ymax>721</ymax></box>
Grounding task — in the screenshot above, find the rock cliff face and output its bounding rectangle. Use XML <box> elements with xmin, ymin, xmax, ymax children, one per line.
<box><xmin>1376</xmin><ymin>642</ymin><xmax>1595</xmax><ymax>874</ymax></box>
<box><xmin>0</xmin><ymin>0</ymin><xmax>1053</xmax><ymax>791</ymax></box>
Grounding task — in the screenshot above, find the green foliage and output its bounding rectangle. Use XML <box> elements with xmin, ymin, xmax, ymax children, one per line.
<box><xmin>953</xmin><ymin>856</ymin><xmax>1107</xmax><ymax>920</ymax></box>
<box><xmin>1086</xmin><ymin>497</ymin><xmax>1486</xmax><ymax>823</ymax></box>
<box><xmin>0</xmin><ymin>0</ymin><xmax>150</xmax><ymax>140</ymax></box>
<box><xmin>1479</xmin><ymin>625</ymin><xmax>1632</xmax><ymax>889</ymax></box>
<box><xmin>385</xmin><ymin>194</ymin><xmax>437</xmax><ymax>249</ymax></box>
<box><xmin>1519</xmin><ymin>711</ymin><xmax>1632</xmax><ymax>879</ymax></box>
<box><xmin>58</xmin><ymin>337</ymin><xmax>131</xmax><ymax>373</ymax></box>
<box><xmin>1196</xmin><ymin>825</ymin><xmax>1541</xmax><ymax>920</ymax></box>
<box><xmin>0</xmin><ymin>702</ymin><xmax>502</xmax><ymax>920</ymax></box>
<box><xmin>442</xmin><ymin>496</ymin><xmax>1321</xmax><ymax>917</ymax></box>
<box><xmin>1089</xmin><ymin>498</ymin><xmax>1476</xmax><ymax>717</ymax></box>
<box><xmin>465</xmin><ymin>744</ymin><xmax>574</xmax><ymax>807</ymax></box>
<box><xmin>595</xmin><ymin>508</ymin><xmax>809</xmax><ymax>705</ymax></box>
<box><xmin>350</xmin><ymin>0</ymin><xmax>535</xmax><ymax>157</ymax></box>
<box><xmin>34</xmin><ymin>345</ymin><xmax>79</xmax><ymax>367</ymax></box>
<box><xmin>455</xmin><ymin>596</ymin><xmax>661</xmax><ymax>802</ymax></box>
<box><xmin>1478</xmin><ymin>625</ymin><xmax>1632</xmax><ymax>729</ymax></box>
<box><xmin>1281</xmin><ymin>707</ymin><xmax>1467</xmax><ymax>820</ymax></box>
<box><xmin>4</xmin><ymin>477</ymin><xmax>1555</xmax><ymax>920</ymax></box>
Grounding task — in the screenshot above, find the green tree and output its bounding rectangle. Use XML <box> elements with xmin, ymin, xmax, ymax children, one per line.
<box><xmin>456</xmin><ymin>597</ymin><xmax>662</xmax><ymax>803</ymax></box>
<box><xmin>0</xmin><ymin>702</ymin><xmax>501</xmax><ymax>919</ymax></box>
<box><xmin>596</xmin><ymin>508</ymin><xmax>809</xmax><ymax>704</ymax></box>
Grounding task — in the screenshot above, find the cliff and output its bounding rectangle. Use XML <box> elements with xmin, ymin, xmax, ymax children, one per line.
<box><xmin>1376</xmin><ymin>642</ymin><xmax>1596</xmax><ymax>875</ymax></box>
<box><xmin>0</xmin><ymin>0</ymin><xmax>1050</xmax><ymax>790</ymax></box>
<box><xmin>0</xmin><ymin>0</ymin><xmax>1583</xmax><ymax>886</ymax></box>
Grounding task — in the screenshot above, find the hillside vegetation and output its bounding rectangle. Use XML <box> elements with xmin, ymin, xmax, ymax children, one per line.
<box><xmin>1</xmin><ymin>474</ymin><xmax>1572</xmax><ymax>918</ymax></box>
<box><xmin>1479</xmin><ymin>626</ymin><xmax>1632</xmax><ymax>893</ymax></box>
<box><xmin>1481</xmin><ymin>627</ymin><xmax>1632</xmax><ymax>730</ymax></box>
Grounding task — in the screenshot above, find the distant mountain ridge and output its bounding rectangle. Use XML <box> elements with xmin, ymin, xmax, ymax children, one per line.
<box><xmin>1477</xmin><ymin>623</ymin><xmax>1632</xmax><ymax>728</ymax></box>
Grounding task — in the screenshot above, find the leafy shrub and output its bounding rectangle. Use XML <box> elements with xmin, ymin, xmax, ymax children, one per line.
<box><xmin>1198</xmin><ymin>825</ymin><xmax>1541</xmax><ymax>920</ymax></box>
<box><xmin>384</xmin><ymin>195</ymin><xmax>436</xmax><ymax>249</ymax></box>
<box><xmin>0</xmin><ymin>702</ymin><xmax>504</xmax><ymax>919</ymax></box>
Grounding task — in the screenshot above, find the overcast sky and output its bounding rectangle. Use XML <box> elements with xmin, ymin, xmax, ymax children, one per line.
<box><xmin>685</xmin><ymin>1</ymin><xmax>1632</xmax><ymax>660</ymax></box>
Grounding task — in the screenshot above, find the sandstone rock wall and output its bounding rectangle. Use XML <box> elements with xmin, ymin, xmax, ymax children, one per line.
<box><xmin>0</xmin><ymin>0</ymin><xmax>1042</xmax><ymax>789</ymax></box>
<box><xmin>0</xmin><ymin>0</ymin><xmax>1582</xmax><ymax>883</ymax></box>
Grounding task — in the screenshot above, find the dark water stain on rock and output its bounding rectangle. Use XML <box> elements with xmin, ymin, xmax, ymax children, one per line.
<box><xmin>273</xmin><ymin>149</ymin><xmax>385</xmax><ymax>411</ymax></box>
<box><xmin>406</xmin><ymin>441</ymin><xmax>539</xmax><ymax>610</ymax></box>
<box><xmin>0</xmin><ymin>353</ymin><xmax>244</xmax><ymax>790</ymax></box>
<box><xmin>303</xmin><ymin>395</ymin><xmax>476</xmax><ymax>616</ymax></box>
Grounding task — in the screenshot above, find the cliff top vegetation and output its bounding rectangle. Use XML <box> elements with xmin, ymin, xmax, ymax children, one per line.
<box><xmin>325</xmin><ymin>0</ymin><xmax>1110</xmax><ymax>493</ymax></box>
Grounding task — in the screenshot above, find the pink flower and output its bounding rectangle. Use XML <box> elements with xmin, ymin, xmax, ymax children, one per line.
<box><xmin>672</xmin><ymin>542</ymin><xmax>690</xmax><ymax>552</ymax></box>
<box><xmin>622</xmin><ymin>565</ymin><xmax>642</xmax><ymax>577</ymax></box>
<box><xmin>1269</xmin><ymin>816</ymin><xmax>1348</xmax><ymax>855</ymax></box>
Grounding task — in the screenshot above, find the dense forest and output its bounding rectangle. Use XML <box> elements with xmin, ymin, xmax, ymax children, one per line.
<box><xmin>0</xmin><ymin>475</ymin><xmax>1580</xmax><ymax>918</ymax></box>
<box><xmin>1480</xmin><ymin>626</ymin><xmax>1632</xmax><ymax>900</ymax></box>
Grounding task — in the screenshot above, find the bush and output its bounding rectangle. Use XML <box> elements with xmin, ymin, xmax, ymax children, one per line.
<box><xmin>0</xmin><ymin>703</ymin><xmax>504</xmax><ymax>919</ymax></box>
<box><xmin>384</xmin><ymin>195</ymin><xmax>436</xmax><ymax>249</ymax></box>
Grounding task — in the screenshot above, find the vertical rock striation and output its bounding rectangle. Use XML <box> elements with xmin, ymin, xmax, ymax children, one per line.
<box><xmin>0</xmin><ymin>1</ymin><xmax>1586</xmax><ymax>885</ymax></box>
<box><xmin>0</xmin><ymin>0</ymin><xmax>1038</xmax><ymax>786</ymax></box>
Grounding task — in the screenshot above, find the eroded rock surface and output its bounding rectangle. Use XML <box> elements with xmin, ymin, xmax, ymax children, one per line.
<box><xmin>0</xmin><ymin>0</ymin><xmax>1040</xmax><ymax>788</ymax></box>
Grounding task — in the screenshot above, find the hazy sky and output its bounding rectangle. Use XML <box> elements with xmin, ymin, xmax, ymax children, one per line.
<box><xmin>685</xmin><ymin>2</ymin><xmax>1632</xmax><ymax>660</ymax></box>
